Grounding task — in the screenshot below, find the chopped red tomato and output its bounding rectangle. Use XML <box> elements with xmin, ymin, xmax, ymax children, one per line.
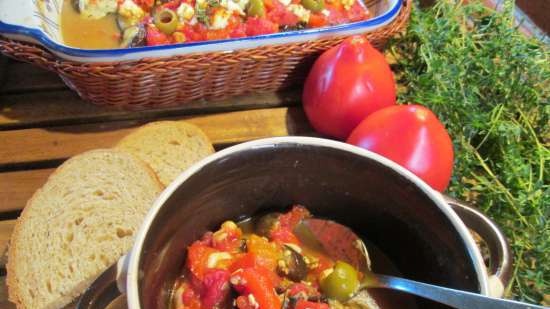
<box><xmin>186</xmin><ymin>243</ymin><xmax>218</xmax><ymax>280</ymax></box>
<box><xmin>325</xmin><ymin>3</ymin><xmax>346</xmax><ymax>25</ymax></box>
<box><xmin>347</xmin><ymin>2</ymin><xmax>370</xmax><ymax>22</ymax></box>
<box><xmin>201</xmin><ymin>269</ymin><xmax>231</xmax><ymax>309</ymax></box>
<box><xmin>134</xmin><ymin>0</ymin><xmax>155</xmax><ymax>11</ymax></box>
<box><xmin>146</xmin><ymin>25</ymin><xmax>171</xmax><ymax>46</ymax></box>
<box><xmin>230</xmin><ymin>23</ymin><xmax>247</xmax><ymax>38</ymax></box>
<box><xmin>179</xmin><ymin>282</ymin><xmax>201</xmax><ymax>309</ymax></box>
<box><xmin>245</xmin><ymin>17</ymin><xmax>279</xmax><ymax>36</ymax></box>
<box><xmin>160</xmin><ymin>0</ymin><xmax>182</xmax><ymax>10</ymax></box>
<box><xmin>212</xmin><ymin>221</ymin><xmax>243</xmax><ymax>252</ymax></box>
<box><xmin>308</xmin><ymin>13</ymin><xmax>328</xmax><ymax>28</ymax></box>
<box><xmin>183</xmin><ymin>24</ymin><xmax>208</xmax><ymax>42</ymax></box>
<box><xmin>230</xmin><ymin>253</ymin><xmax>281</xmax><ymax>287</ymax></box>
<box><xmin>231</xmin><ymin>267</ymin><xmax>282</xmax><ymax>309</ymax></box>
<box><xmin>267</xmin><ymin>0</ymin><xmax>299</xmax><ymax>26</ymax></box>
<box><xmin>278</xmin><ymin>205</ymin><xmax>311</xmax><ymax>229</ymax></box>
<box><xmin>270</xmin><ymin>205</ymin><xmax>310</xmax><ymax>244</ymax></box>
<box><xmin>270</xmin><ymin>227</ymin><xmax>300</xmax><ymax>244</ymax></box>
<box><xmin>229</xmin><ymin>252</ymin><xmax>257</xmax><ymax>272</ymax></box>
<box><xmin>288</xmin><ymin>282</ymin><xmax>321</xmax><ymax>298</ymax></box>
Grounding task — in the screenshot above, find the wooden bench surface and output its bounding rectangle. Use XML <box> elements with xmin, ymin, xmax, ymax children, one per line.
<box><xmin>0</xmin><ymin>55</ymin><xmax>315</xmax><ymax>308</ymax></box>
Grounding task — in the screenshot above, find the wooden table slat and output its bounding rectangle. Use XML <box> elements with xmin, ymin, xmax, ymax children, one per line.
<box><xmin>0</xmin><ymin>107</ymin><xmax>313</xmax><ymax>168</ymax></box>
<box><xmin>0</xmin><ymin>220</ymin><xmax>14</xmax><ymax>268</ymax></box>
<box><xmin>0</xmin><ymin>169</ymin><xmax>55</xmax><ymax>214</ymax></box>
<box><xmin>0</xmin><ymin>89</ymin><xmax>301</xmax><ymax>130</ymax></box>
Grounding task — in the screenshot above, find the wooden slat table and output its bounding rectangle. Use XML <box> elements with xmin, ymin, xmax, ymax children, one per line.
<box><xmin>0</xmin><ymin>55</ymin><xmax>316</xmax><ymax>308</ymax></box>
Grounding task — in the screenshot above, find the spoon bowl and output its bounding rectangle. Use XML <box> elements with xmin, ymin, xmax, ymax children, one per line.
<box><xmin>295</xmin><ymin>218</ymin><xmax>547</xmax><ymax>309</ymax></box>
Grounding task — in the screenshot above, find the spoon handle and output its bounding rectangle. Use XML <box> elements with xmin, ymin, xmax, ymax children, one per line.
<box><xmin>368</xmin><ymin>275</ymin><xmax>548</xmax><ymax>309</ymax></box>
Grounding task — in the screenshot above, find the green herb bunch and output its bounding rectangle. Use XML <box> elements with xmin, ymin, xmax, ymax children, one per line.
<box><xmin>388</xmin><ymin>0</ymin><xmax>549</xmax><ymax>303</ymax></box>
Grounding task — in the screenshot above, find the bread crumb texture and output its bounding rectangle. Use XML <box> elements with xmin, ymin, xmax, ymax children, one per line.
<box><xmin>7</xmin><ymin>149</ymin><xmax>162</xmax><ymax>309</ymax></box>
<box><xmin>116</xmin><ymin>121</ymin><xmax>215</xmax><ymax>186</ymax></box>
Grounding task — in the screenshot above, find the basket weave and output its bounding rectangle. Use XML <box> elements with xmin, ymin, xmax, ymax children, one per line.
<box><xmin>0</xmin><ymin>0</ymin><xmax>411</xmax><ymax>109</ymax></box>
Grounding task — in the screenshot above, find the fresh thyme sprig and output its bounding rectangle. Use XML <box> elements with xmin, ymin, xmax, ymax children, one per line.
<box><xmin>388</xmin><ymin>0</ymin><xmax>549</xmax><ymax>304</ymax></box>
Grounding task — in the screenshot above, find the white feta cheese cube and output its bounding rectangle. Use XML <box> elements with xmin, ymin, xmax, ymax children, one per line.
<box><xmin>78</xmin><ymin>0</ymin><xmax>118</xmax><ymax>20</ymax></box>
<box><xmin>279</xmin><ymin>0</ymin><xmax>292</xmax><ymax>7</ymax></box>
<box><xmin>118</xmin><ymin>0</ymin><xmax>145</xmax><ymax>28</ymax></box>
<box><xmin>210</xmin><ymin>8</ymin><xmax>232</xmax><ymax>30</ymax></box>
<box><xmin>341</xmin><ymin>0</ymin><xmax>355</xmax><ymax>10</ymax></box>
<box><xmin>288</xmin><ymin>4</ymin><xmax>310</xmax><ymax>23</ymax></box>
<box><xmin>176</xmin><ymin>3</ymin><xmax>195</xmax><ymax>21</ymax></box>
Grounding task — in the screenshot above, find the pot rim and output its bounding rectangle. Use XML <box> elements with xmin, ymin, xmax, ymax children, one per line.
<box><xmin>126</xmin><ymin>136</ymin><xmax>490</xmax><ymax>308</ymax></box>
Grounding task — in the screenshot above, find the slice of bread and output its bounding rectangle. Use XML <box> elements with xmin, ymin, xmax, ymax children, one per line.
<box><xmin>7</xmin><ymin>149</ymin><xmax>163</xmax><ymax>309</ymax></box>
<box><xmin>116</xmin><ymin>121</ymin><xmax>215</xmax><ymax>187</ymax></box>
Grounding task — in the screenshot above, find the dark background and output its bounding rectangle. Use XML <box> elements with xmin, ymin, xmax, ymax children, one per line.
<box><xmin>516</xmin><ymin>0</ymin><xmax>549</xmax><ymax>34</ymax></box>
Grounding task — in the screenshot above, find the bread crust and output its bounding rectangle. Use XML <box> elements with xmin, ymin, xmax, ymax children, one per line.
<box><xmin>116</xmin><ymin>121</ymin><xmax>215</xmax><ymax>186</ymax></box>
<box><xmin>6</xmin><ymin>149</ymin><xmax>163</xmax><ymax>309</ymax></box>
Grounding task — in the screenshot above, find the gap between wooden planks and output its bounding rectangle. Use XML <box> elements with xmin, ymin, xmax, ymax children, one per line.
<box><xmin>0</xmin><ymin>89</ymin><xmax>301</xmax><ymax>130</ymax></box>
<box><xmin>0</xmin><ymin>107</ymin><xmax>313</xmax><ymax>168</ymax></box>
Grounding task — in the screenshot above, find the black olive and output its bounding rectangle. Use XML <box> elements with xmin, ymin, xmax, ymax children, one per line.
<box><xmin>119</xmin><ymin>24</ymin><xmax>146</xmax><ymax>48</ymax></box>
<box><xmin>278</xmin><ymin>245</ymin><xmax>308</xmax><ymax>282</ymax></box>
<box><xmin>280</xmin><ymin>22</ymin><xmax>307</xmax><ymax>32</ymax></box>
<box><xmin>255</xmin><ymin>212</ymin><xmax>281</xmax><ymax>237</ymax></box>
<box><xmin>239</xmin><ymin>238</ymin><xmax>247</xmax><ymax>252</ymax></box>
<box><xmin>72</xmin><ymin>0</ymin><xmax>81</xmax><ymax>13</ymax></box>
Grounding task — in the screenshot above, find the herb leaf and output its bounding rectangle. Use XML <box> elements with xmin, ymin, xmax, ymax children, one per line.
<box><xmin>388</xmin><ymin>0</ymin><xmax>549</xmax><ymax>303</ymax></box>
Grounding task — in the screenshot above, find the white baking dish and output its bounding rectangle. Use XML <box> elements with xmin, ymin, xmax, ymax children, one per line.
<box><xmin>0</xmin><ymin>0</ymin><xmax>402</xmax><ymax>63</ymax></box>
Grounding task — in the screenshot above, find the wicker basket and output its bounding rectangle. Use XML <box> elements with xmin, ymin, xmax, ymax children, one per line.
<box><xmin>0</xmin><ymin>0</ymin><xmax>411</xmax><ymax>109</ymax></box>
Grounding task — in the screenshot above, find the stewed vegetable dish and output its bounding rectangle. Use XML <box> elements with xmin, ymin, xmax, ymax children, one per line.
<box><xmin>171</xmin><ymin>206</ymin><xmax>383</xmax><ymax>309</ymax></box>
<box><xmin>62</xmin><ymin>0</ymin><xmax>371</xmax><ymax>49</ymax></box>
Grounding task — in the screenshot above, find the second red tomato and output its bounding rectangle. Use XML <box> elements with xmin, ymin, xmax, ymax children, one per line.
<box><xmin>347</xmin><ymin>104</ymin><xmax>454</xmax><ymax>192</ymax></box>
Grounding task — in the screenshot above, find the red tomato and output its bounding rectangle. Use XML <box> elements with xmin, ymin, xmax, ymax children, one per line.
<box><xmin>308</xmin><ymin>13</ymin><xmax>328</xmax><ymax>28</ymax></box>
<box><xmin>229</xmin><ymin>253</ymin><xmax>281</xmax><ymax>286</ymax></box>
<box><xmin>231</xmin><ymin>267</ymin><xmax>282</xmax><ymax>309</ymax></box>
<box><xmin>302</xmin><ymin>36</ymin><xmax>396</xmax><ymax>139</ymax></box>
<box><xmin>146</xmin><ymin>25</ymin><xmax>171</xmax><ymax>46</ymax></box>
<box><xmin>346</xmin><ymin>104</ymin><xmax>454</xmax><ymax>191</ymax></box>
<box><xmin>245</xmin><ymin>17</ymin><xmax>279</xmax><ymax>36</ymax></box>
<box><xmin>186</xmin><ymin>243</ymin><xmax>218</xmax><ymax>280</ymax></box>
<box><xmin>201</xmin><ymin>269</ymin><xmax>231</xmax><ymax>309</ymax></box>
<box><xmin>183</xmin><ymin>24</ymin><xmax>208</xmax><ymax>42</ymax></box>
<box><xmin>267</xmin><ymin>0</ymin><xmax>299</xmax><ymax>26</ymax></box>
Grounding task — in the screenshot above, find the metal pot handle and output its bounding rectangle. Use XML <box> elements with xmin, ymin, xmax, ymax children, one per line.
<box><xmin>442</xmin><ymin>194</ymin><xmax>513</xmax><ymax>298</ymax></box>
<box><xmin>76</xmin><ymin>254</ymin><xmax>129</xmax><ymax>309</ymax></box>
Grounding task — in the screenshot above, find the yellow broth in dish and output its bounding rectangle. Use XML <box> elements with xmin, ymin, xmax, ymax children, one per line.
<box><xmin>61</xmin><ymin>0</ymin><xmax>371</xmax><ymax>49</ymax></box>
<box><xmin>61</xmin><ymin>0</ymin><xmax>120</xmax><ymax>49</ymax></box>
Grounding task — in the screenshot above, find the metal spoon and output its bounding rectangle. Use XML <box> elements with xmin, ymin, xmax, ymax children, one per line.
<box><xmin>293</xmin><ymin>218</ymin><xmax>548</xmax><ymax>309</ymax></box>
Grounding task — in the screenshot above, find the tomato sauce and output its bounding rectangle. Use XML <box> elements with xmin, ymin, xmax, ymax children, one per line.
<box><xmin>169</xmin><ymin>206</ymin><xmax>418</xmax><ymax>309</ymax></box>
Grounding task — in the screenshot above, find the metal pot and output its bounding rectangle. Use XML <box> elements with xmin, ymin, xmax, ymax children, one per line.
<box><xmin>78</xmin><ymin>137</ymin><xmax>512</xmax><ymax>309</ymax></box>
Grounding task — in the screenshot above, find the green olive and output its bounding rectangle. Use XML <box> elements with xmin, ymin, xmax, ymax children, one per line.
<box><xmin>246</xmin><ymin>0</ymin><xmax>265</xmax><ymax>17</ymax></box>
<box><xmin>301</xmin><ymin>0</ymin><xmax>324</xmax><ymax>12</ymax></box>
<box><xmin>320</xmin><ymin>261</ymin><xmax>360</xmax><ymax>302</ymax></box>
<box><xmin>154</xmin><ymin>9</ymin><xmax>179</xmax><ymax>35</ymax></box>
